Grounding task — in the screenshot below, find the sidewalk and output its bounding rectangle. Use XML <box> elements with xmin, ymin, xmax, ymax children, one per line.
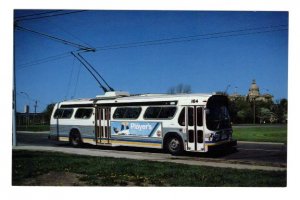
<box><xmin>237</xmin><ymin>141</ymin><xmax>286</xmax><ymax>145</ymax></box>
<box><xmin>13</xmin><ymin>145</ymin><xmax>286</xmax><ymax>172</ymax></box>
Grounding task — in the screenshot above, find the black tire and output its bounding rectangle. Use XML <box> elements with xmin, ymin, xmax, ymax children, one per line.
<box><xmin>166</xmin><ymin>136</ymin><xmax>183</xmax><ymax>155</ymax></box>
<box><xmin>69</xmin><ymin>130</ymin><xmax>82</xmax><ymax>147</ymax></box>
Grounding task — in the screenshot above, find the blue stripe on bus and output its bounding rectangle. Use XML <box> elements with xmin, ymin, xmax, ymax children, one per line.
<box><xmin>79</xmin><ymin>135</ymin><xmax>162</xmax><ymax>144</ymax></box>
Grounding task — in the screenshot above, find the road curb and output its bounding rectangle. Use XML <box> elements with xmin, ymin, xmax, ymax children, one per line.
<box><xmin>13</xmin><ymin>146</ymin><xmax>286</xmax><ymax>172</ymax></box>
<box><xmin>237</xmin><ymin>141</ymin><xmax>286</xmax><ymax>145</ymax></box>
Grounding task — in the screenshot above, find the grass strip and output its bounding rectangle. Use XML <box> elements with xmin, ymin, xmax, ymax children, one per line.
<box><xmin>17</xmin><ymin>125</ymin><xmax>50</xmax><ymax>132</ymax></box>
<box><xmin>233</xmin><ymin>125</ymin><xmax>287</xmax><ymax>143</ymax></box>
<box><xmin>12</xmin><ymin>150</ymin><xmax>286</xmax><ymax>187</ymax></box>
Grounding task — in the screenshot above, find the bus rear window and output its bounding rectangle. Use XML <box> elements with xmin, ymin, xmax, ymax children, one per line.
<box><xmin>53</xmin><ymin>108</ymin><xmax>74</xmax><ymax>119</ymax></box>
<box><xmin>144</xmin><ymin>106</ymin><xmax>177</xmax><ymax>119</ymax></box>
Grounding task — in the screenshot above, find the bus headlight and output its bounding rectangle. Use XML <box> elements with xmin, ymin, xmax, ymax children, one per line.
<box><xmin>205</xmin><ymin>133</ymin><xmax>214</xmax><ymax>141</ymax></box>
<box><xmin>213</xmin><ymin>133</ymin><xmax>220</xmax><ymax>142</ymax></box>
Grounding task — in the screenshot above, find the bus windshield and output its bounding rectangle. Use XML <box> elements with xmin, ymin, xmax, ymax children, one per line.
<box><xmin>206</xmin><ymin>95</ymin><xmax>231</xmax><ymax>131</ymax></box>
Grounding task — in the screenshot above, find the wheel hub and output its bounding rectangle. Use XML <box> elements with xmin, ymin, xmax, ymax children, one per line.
<box><xmin>170</xmin><ymin>138</ymin><xmax>179</xmax><ymax>150</ymax></box>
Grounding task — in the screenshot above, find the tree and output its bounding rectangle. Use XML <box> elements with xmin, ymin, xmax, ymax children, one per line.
<box><xmin>167</xmin><ymin>84</ymin><xmax>191</xmax><ymax>94</ymax></box>
<box><xmin>271</xmin><ymin>98</ymin><xmax>288</xmax><ymax>123</ymax></box>
<box><xmin>257</xmin><ymin>107</ymin><xmax>272</xmax><ymax>124</ymax></box>
<box><xmin>230</xmin><ymin>97</ymin><xmax>252</xmax><ymax>123</ymax></box>
<box><xmin>43</xmin><ymin>103</ymin><xmax>55</xmax><ymax>123</ymax></box>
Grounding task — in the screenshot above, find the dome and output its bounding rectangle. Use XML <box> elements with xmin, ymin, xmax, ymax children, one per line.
<box><xmin>248</xmin><ymin>79</ymin><xmax>260</xmax><ymax>99</ymax></box>
<box><xmin>249</xmin><ymin>79</ymin><xmax>259</xmax><ymax>91</ymax></box>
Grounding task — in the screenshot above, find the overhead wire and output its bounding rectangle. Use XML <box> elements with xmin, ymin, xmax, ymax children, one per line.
<box><xmin>94</xmin><ymin>25</ymin><xmax>288</xmax><ymax>51</ymax></box>
<box><xmin>15</xmin><ymin>25</ymin><xmax>93</xmax><ymax>50</ymax></box>
<box><xmin>15</xmin><ymin>16</ymin><xmax>288</xmax><ymax>95</ymax></box>
<box><xmin>14</xmin><ymin>10</ymin><xmax>87</xmax><ymax>22</ymax></box>
<box><xmin>15</xmin><ymin>10</ymin><xmax>64</xmax><ymax>20</ymax></box>
<box><xmin>17</xmin><ymin>52</ymin><xmax>71</xmax><ymax>70</ymax></box>
<box><xmin>44</xmin><ymin>17</ymin><xmax>93</xmax><ymax>48</ymax></box>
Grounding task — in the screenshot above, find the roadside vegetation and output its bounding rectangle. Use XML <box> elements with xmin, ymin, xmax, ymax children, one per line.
<box><xmin>233</xmin><ymin>125</ymin><xmax>287</xmax><ymax>143</ymax></box>
<box><xmin>229</xmin><ymin>97</ymin><xmax>287</xmax><ymax>124</ymax></box>
<box><xmin>12</xmin><ymin>150</ymin><xmax>286</xmax><ymax>187</ymax></box>
<box><xmin>17</xmin><ymin>125</ymin><xmax>50</xmax><ymax>132</ymax></box>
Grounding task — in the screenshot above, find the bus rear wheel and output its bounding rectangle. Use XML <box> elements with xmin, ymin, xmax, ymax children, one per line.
<box><xmin>69</xmin><ymin>130</ymin><xmax>82</xmax><ymax>147</ymax></box>
<box><xmin>166</xmin><ymin>136</ymin><xmax>183</xmax><ymax>155</ymax></box>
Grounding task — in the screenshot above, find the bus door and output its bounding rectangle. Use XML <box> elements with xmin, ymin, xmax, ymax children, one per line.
<box><xmin>185</xmin><ymin>106</ymin><xmax>205</xmax><ymax>151</ymax></box>
<box><xmin>95</xmin><ymin>107</ymin><xmax>111</xmax><ymax>144</ymax></box>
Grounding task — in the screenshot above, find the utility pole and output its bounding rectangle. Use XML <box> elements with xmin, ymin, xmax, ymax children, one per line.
<box><xmin>34</xmin><ymin>100</ymin><xmax>37</xmax><ymax>124</ymax></box>
<box><xmin>253</xmin><ymin>97</ymin><xmax>256</xmax><ymax>124</ymax></box>
<box><xmin>21</xmin><ymin>91</ymin><xmax>30</xmax><ymax>127</ymax></box>
<box><xmin>12</xmin><ymin>26</ymin><xmax>17</xmax><ymax>146</ymax></box>
<box><xmin>34</xmin><ymin>100</ymin><xmax>37</xmax><ymax>114</ymax></box>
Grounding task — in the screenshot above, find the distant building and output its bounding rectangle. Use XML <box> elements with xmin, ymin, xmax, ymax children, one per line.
<box><xmin>16</xmin><ymin>112</ymin><xmax>47</xmax><ymax>126</ymax></box>
<box><xmin>229</xmin><ymin>79</ymin><xmax>273</xmax><ymax>102</ymax></box>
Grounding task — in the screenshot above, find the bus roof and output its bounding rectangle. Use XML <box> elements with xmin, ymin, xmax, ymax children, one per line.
<box><xmin>57</xmin><ymin>92</ymin><xmax>225</xmax><ymax>107</ymax></box>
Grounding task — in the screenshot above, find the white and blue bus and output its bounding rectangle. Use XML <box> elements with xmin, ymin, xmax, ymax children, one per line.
<box><xmin>49</xmin><ymin>91</ymin><xmax>237</xmax><ymax>155</ymax></box>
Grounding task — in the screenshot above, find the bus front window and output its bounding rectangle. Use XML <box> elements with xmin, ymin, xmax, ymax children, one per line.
<box><xmin>206</xmin><ymin>99</ymin><xmax>231</xmax><ymax>131</ymax></box>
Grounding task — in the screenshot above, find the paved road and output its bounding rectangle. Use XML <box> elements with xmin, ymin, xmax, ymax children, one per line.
<box><xmin>15</xmin><ymin>131</ymin><xmax>287</xmax><ymax>170</ymax></box>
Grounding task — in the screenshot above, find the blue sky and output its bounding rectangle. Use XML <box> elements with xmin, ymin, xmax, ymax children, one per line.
<box><xmin>14</xmin><ymin>10</ymin><xmax>288</xmax><ymax>112</ymax></box>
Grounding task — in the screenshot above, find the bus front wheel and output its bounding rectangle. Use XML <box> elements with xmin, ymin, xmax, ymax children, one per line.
<box><xmin>166</xmin><ymin>136</ymin><xmax>183</xmax><ymax>155</ymax></box>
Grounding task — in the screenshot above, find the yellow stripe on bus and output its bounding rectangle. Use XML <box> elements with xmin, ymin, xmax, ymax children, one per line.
<box><xmin>110</xmin><ymin>140</ymin><xmax>161</xmax><ymax>147</ymax></box>
<box><xmin>58</xmin><ymin>137</ymin><xmax>69</xmax><ymax>142</ymax></box>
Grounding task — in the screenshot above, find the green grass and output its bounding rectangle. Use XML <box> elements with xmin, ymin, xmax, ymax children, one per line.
<box><xmin>12</xmin><ymin>150</ymin><xmax>286</xmax><ymax>187</ymax></box>
<box><xmin>233</xmin><ymin>125</ymin><xmax>287</xmax><ymax>143</ymax></box>
<box><xmin>17</xmin><ymin>125</ymin><xmax>50</xmax><ymax>132</ymax></box>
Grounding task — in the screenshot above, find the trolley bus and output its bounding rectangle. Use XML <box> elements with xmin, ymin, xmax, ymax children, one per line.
<box><xmin>49</xmin><ymin>91</ymin><xmax>237</xmax><ymax>154</ymax></box>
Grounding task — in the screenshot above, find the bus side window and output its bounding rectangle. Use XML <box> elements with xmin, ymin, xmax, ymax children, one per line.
<box><xmin>124</xmin><ymin>107</ymin><xmax>142</xmax><ymax>119</ymax></box>
<box><xmin>178</xmin><ymin>107</ymin><xmax>194</xmax><ymax>126</ymax></box>
<box><xmin>144</xmin><ymin>107</ymin><xmax>176</xmax><ymax>119</ymax></box>
<box><xmin>113</xmin><ymin>107</ymin><xmax>141</xmax><ymax>119</ymax></box>
<box><xmin>144</xmin><ymin>107</ymin><xmax>161</xmax><ymax>118</ymax></box>
<box><xmin>61</xmin><ymin>109</ymin><xmax>74</xmax><ymax>118</ymax></box>
<box><xmin>113</xmin><ymin>107</ymin><xmax>127</xmax><ymax>119</ymax></box>
<box><xmin>188</xmin><ymin>107</ymin><xmax>194</xmax><ymax>126</ymax></box>
<box><xmin>159</xmin><ymin>107</ymin><xmax>177</xmax><ymax>119</ymax></box>
<box><xmin>75</xmin><ymin>108</ymin><xmax>93</xmax><ymax>119</ymax></box>
<box><xmin>53</xmin><ymin>109</ymin><xmax>63</xmax><ymax>119</ymax></box>
<box><xmin>197</xmin><ymin>107</ymin><xmax>203</xmax><ymax>126</ymax></box>
<box><xmin>178</xmin><ymin>108</ymin><xmax>185</xmax><ymax>126</ymax></box>
<box><xmin>53</xmin><ymin>108</ymin><xmax>73</xmax><ymax>119</ymax></box>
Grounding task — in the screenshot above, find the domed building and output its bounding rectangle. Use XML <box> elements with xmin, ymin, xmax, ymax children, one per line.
<box><xmin>248</xmin><ymin>79</ymin><xmax>260</xmax><ymax>100</ymax></box>
<box><xmin>247</xmin><ymin>80</ymin><xmax>273</xmax><ymax>102</ymax></box>
<box><xmin>229</xmin><ymin>80</ymin><xmax>273</xmax><ymax>102</ymax></box>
